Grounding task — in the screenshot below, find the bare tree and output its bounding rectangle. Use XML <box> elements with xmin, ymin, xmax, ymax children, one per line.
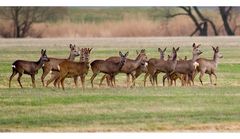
<box><xmin>0</xmin><ymin>7</ymin><xmax>56</xmax><ymax>38</ymax></box>
<box><xmin>219</xmin><ymin>7</ymin><xmax>235</xmax><ymax>35</ymax></box>
<box><xmin>167</xmin><ymin>6</ymin><xmax>218</xmax><ymax>36</ymax></box>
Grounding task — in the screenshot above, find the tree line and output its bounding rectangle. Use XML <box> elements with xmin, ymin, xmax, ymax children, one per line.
<box><xmin>0</xmin><ymin>7</ymin><xmax>239</xmax><ymax>38</ymax></box>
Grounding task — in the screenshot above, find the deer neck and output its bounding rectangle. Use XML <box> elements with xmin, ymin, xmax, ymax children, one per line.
<box><xmin>118</xmin><ymin>61</ymin><xmax>125</xmax><ymax>70</ymax></box>
<box><xmin>160</xmin><ymin>54</ymin><xmax>164</xmax><ymax>60</ymax></box>
<box><xmin>192</xmin><ymin>54</ymin><xmax>199</xmax><ymax>62</ymax></box>
<box><xmin>68</xmin><ymin>54</ymin><xmax>76</xmax><ymax>61</ymax></box>
<box><xmin>35</xmin><ymin>58</ymin><xmax>45</xmax><ymax>70</ymax></box>
<box><xmin>213</xmin><ymin>53</ymin><xmax>219</xmax><ymax>66</ymax></box>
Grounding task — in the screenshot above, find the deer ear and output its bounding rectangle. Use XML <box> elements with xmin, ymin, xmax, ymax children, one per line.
<box><xmin>176</xmin><ymin>47</ymin><xmax>180</xmax><ymax>51</ymax></box>
<box><xmin>89</xmin><ymin>48</ymin><xmax>93</xmax><ymax>52</ymax></box>
<box><xmin>196</xmin><ymin>44</ymin><xmax>201</xmax><ymax>48</ymax></box>
<box><xmin>125</xmin><ymin>51</ymin><xmax>129</xmax><ymax>57</ymax></box>
<box><xmin>192</xmin><ymin>43</ymin><xmax>196</xmax><ymax>48</ymax></box>
<box><xmin>163</xmin><ymin>48</ymin><xmax>167</xmax><ymax>52</ymax></box>
<box><xmin>69</xmin><ymin>44</ymin><xmax>72</xmax><ymax>49</ymax></box>
<box><xmin>119</xmin><ymin>51</ymin><xmax>123</xmax><ymax>57</ymax></box>
<box><xmin>216</xmin><ymin>46</ymin><xmax>219</xmax><ymax>52</ymax></box>
<box><xmin>212</xmin><ymin>46</ymin><xmax>216</xmax><ymax>52</ymax></box>
<box><xmin>158</xmin><ymin>48</ymin><xmax>161</xmax><ymax>52</ymax></box>
<box><xmin>41</xmin><ymin>49</ymin><xmax>44</xmax><ymax>55</ymax></box>
<box><xmin>136</xmin><ymin>50</ymin><xmax>139</xmax><ymax>55</ymax></box>
<box><xmin>141</xmin><ymin>49</ymin><xmax>145</xmax><ymax>53</ymax></box>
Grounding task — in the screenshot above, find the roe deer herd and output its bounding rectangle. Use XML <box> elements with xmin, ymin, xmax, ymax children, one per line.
<box><xmin>8</xmin><ymin>43</ymin><xmax>223</xmax><ymax>89</ymax></box>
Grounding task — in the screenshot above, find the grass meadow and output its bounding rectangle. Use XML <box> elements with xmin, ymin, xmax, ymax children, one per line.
<box><xmin>0</xmin><ymin>37</ymin><xmax>240</xmax><ymax>131</ymax></box>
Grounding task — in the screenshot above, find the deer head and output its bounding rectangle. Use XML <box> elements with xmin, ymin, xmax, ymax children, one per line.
<box><xmin>158</xmin><ymin>47</ymin><xmax>167</xmax><ymax>60</ymax></box>
<box><xmin>40</xmin><ymin>49</ymin><xmax>49</xmax><ymax>62</ymax></box>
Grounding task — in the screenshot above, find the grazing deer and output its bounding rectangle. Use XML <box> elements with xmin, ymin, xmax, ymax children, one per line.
<box><xmin>9</xmin><ymin>49</ymin><xmax>49</xmax><ymax>88</ymax></box>
<box><xmin>56</xmin><ymin>48</ymin><xmax>92</xmax><ymax>90</ymax></box>
<box><xmin>99</xmin><ymin>49</ymin><xmax>147</xmax><ymax>87</ymax></box>
<box><xmin>41</xmin><ymin>44</ymin><xmax>79</xmax><ymax>86</ymax></box>
<box><xmin>143</xmin><ymin>48</ymin><xmax>167</xmax><ymax>86</ymax></box>
<box><xmin>196</xmin><ymin>46</ymin><xmax>223</xmax><ymax>85</ymax></box>
<box><xmin>90</xmin><ymin>51</ymin><xmax>128</xmax><ymax>88</ymax></box>
<box><xmin>171</xmin><ymin>43</ymin><xmax>202</xmax><ymax>86</ymax></box>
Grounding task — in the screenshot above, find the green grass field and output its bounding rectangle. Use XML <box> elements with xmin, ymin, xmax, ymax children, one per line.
<box><xmin>0</xmin><ymin>37</ymin><xmax>240</xmax><ymax>131</ymax></box>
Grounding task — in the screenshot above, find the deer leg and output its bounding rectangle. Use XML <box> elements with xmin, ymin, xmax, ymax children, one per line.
<box><xmin>143</xmin><ymin>73</ymin><xmax>149</xmax><ymax>87</ymax></box>
<box><xmin>99</xmin><ymin>74</ymin><xmax>107</xmax><ymax>86</ymax></box>
<box><xmin>31</xmin><ymin>74</ymin><xmax>36</xmax><ymax>88</ymax></box>
<box><xmin>190</xmin><ymin>73</ymin><xmax>194</xmax><ymax>86</ymax></box>
<box><xmin>17</xmin><ymin>73</ymin><xmax>23</xmax><ymax>88</ymax></box>
<box><xmin>126</xmin><ymin>73</ymin><xmax>130</xmax><ymax>87</ymax></box>
<box><xmin>209</xmin><ymin>74</ymin><xmax>213</xmax><ymax>85</ymax></box>
<box><xmin>106</xmin><ymin>75</ymin><xmax>111</xmax><ymax>87</ymax></box>
<box><xmin>41</xmin><ymin>67</ymin><xmax>51</xmax><ymax>87</ymax></box>
<box><xmin>80</xmin><ymin>75</ymin><xmax>85</xmax><ymax>89</ymax></box>
<box><xmin>199</xmin><ymin>72</ymin><xmax>204</xmax><ymax>86</ymax></box>
<box><xmin>9</xmin><ymin>70</ymin><xmax>17</xmax><ymax>88</ymax></box>
<box><xmin>90</xmin><ymin>73</ymin><xmax>98</xmax><ymax>88</ymax></box>
<box><xmin>46</xmin><ymin>72</ymin><xmax>59</xmax><ymax>87</ymax></box>
<box><xmin>163</xmin><ymin>74</ymin><xmax>168</xmax><ymax>87</ymax></box>
<box><xmin>130</xmin><ymin>73</ymin><xmax>136</xmax><ymax>87</ymax></box>
<box><xmin>74</xmin><ymin>76</ymin><xmax>78</xmax><ymax>88</ymax></box>
<box><xmin>60</xmin><ymin>78</ymin><xmax>66</xmax><ymax>90</ymax></box>
<box><xmin>154</xmin><ymin>73</ymin><xmax>158</xmax><ymax>86</ymax></box>
<box><xmin>212</xmin><ymin>72</ymin><xmax>217</xmax><ymax>85</ymax></box>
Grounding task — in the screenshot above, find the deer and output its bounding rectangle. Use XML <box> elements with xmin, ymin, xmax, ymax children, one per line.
<box><xmin>196</xmin><ymin>46</ymin><xmax>223</xmax><ymax>85</ymax></box>
<box><xmin>46</xmin><ymin>47</ymin><xmax>90</xmax><ymax>88</ymax></box>
<box><xmin>170</xmin><ymin>43</ymin><xmax>202</xmax><ymax>86</ymax></box>
<box><xmin>90</xmin><ymin>51</ymin><xmax>128</xmax><ymax>88</ymax></box>
<box><xmin>143</xmin><ymin>48</ymin><xmax>167</xmax><ymax>87</ymax></box>
<box><xmin>41</xmin><ymin>44</ymin><xmax>79</xmax><ymax>86</ymax></box>
<box><xmin>167</xmin><ymin>56</ymin><xmax>188</xmax><ymax>86</ymax></box>
<box><xmin>56</xmin><ymin>48</ymin><xmax>92</xmax><ymax>90</ymax></box>
<box><xmin>9</xmin><ymin>49</ymin><xmax>49</xmax><ymax>88</ymax></box>
<box><xmin>99</xmin><ymin>49</ymin><xmax>148</xmax><ymax>87</ymax></box>
<box><xmin>144</xmin><ymin>47</ymin><xmax>179</xmax><ymax>87</ymax></box>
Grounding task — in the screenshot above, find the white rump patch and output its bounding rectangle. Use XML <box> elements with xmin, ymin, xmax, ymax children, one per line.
<box><xmin>57</xmin><ymin>65</ymin><xmax>60</xmax><ymax>71</ymax></box>
<box><xmin>193</xmin><ymin>62</ymin><xmax>199</xmax><ymax>69</ymax></box>
<box><xmin>144</xmin><ymin>62</ymin><xmax>148</xmax><ymax>67</ymax></box>
<box><xmin>12</xmin><ymin>65</ymin><xmax>16</xmax><ymax>68</ymax></box>
<box><xmin>42</xmin><ymin>64</ymin><xmax>45</xmax><ymax>67</ymax></box>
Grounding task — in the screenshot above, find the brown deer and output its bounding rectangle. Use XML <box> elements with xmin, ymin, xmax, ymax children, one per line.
<box><xmin>144</xmin><ymin>47</ymin><xmax>179</xmax><ymax>87</ymax></box>
<box><xmin>167</xmin><ymin>56</ymin><xmax>188</xmax><ymax>86</ymax></box>
<box><xmin>99</xmin><ymin>49</ymin><xmax>147</xmax><ymax>87</ymax></box>
<box><xmin>170</xmin><ymin>43</ymin><xmax>202</xmax><ymax>86</ymax></box>
<box><xmin>196</xmin><ymin>46</ymin><xmax>223</xmax><ymax>85</ymax></box>
<box><xmin>9</xmin><ymin>49</ymin><xmax>49</xmax><ymax>88</ymax></box>
<box><xmin>41</xmin><ymin>44</ymin><xmax>79</xmax><ymax>86</ymax></box>
<box><xmin>45</xmin><ymin>47</ymin><xmax>87</xmax><ymax>87</ymax></box>
<box><xmin>90</xmin><ymin>51</ymin><xmax>128</xmax><ymax>88</ymax></box>
<box><xmin>56</xmin><ymin>48</ymin><xmax>92</xmax><ymax>90</ymax></box>
<box><xmin>143</xmin><ymin>48</ymin><xmax>167</xmax><ymax>86</ymax></box>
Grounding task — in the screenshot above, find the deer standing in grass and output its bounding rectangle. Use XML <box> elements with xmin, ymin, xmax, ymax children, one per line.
<box><xmin>90</xmin><ymin>51</ymin><xmax>128</xmax><ymax>88</ymax></box>
<box><xmin>144</xmin><ymin>47</ymin><xmax>179</xmax><ymax>87</ymax></box>
<box><xmin>170</xmin><ymin>43</ymin><xmax>202</xmax><ymax>86</ymax></box>
<box><xmin>56</xmin><ymin>48</ymin><xmax>92</xmax><ymax>90</ymax></box>
<box><xmin>9</xmin><ymin>49</ymin><xmax>49</xmax><ymax>88</ymax></box>
<box><xmin>196</xmin><ymin>46</ymin><xmax>223</xmax><ymax>85</ymax></box>
<box><xmin>143</xmin><ymin>48</ymin><xmax>167</xmax><ymax>86</ymax></box>
<box><xmin>167</xmin><ymin>56</ymin><xmax>188</xmax><ymax>86</ymax></box>
<box><xmin>99</xmin><ymin>49</ymin><xmax>147</xmax><ymax>87</ymax></box>
<box><xmin>45</xmin><ymin>47</ymin><xmax>88</xmax><ymax>88</ymax></box>
<box><xmin>41</xmin><ymin>44</ymin><xmax>79</xmax><ymax>86</ymax></box>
